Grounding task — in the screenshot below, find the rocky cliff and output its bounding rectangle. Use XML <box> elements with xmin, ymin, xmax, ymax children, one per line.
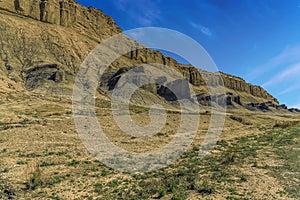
<box><xmin>0</xmin><ymin>0</ymin><xmax>121</xmax><ymax>38</ymax></box>
<box><xmin>116</xmin><ymin>47</ymin><xmax>278</xmax><ymax>104</ymax></box>
<box><xmin>0</xmin><ymin>0</ymin><xmax>288</xmax><ymax>111</ymax></box>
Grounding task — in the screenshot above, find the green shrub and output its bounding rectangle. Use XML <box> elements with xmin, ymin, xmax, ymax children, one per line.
<box><xmin>195</xmin><ymin>181</ymin><xmax>215</xmax><ymax>195</ymax></box>
<box><xmin>94</xmin><ymin>182</ymin><xmax>103</xmax><ymax>194</ymax></box>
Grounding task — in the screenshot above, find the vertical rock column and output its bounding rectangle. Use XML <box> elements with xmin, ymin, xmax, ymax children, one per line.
<box><xmin>14</xmin><ymin>0</ymin><xmax>40</xmax><ymax>20</ymax></box>
<box><xmin>59</xmin><ymin>0</ymin><xmax>77</xmax><ymax>27</ymax></box>
<box><xmin>40</xmin><ymin>0</ymin><xmax>60</xmax><ymax>24</ymax></box>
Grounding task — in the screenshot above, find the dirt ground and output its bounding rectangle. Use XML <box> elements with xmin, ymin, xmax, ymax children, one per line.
<box><xmin>0</xmin><ymin>91</ymin><xmax>299</xmax><ymax>200</ymax></box>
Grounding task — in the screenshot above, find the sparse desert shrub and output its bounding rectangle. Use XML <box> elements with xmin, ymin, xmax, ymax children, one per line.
<box><xmin>17</xmin><ymin>160</ymin><xmax>27</xmax><ymax>165</ymax></box>
<box><xmin>229</xmin><ymin>115</ymin><xmax>252</xmax><ymax>125</ymax></box>
<box><xmin>221</xmin><ymin>146</ymin><xmax>239</xmax><ymax>165</ymax></box>
<box><xmin>238</xmin><ymin>174</ymin><xmax>248</xmax><ymax>182</ymax></box>
<box><xmin>94</xmin><ymin>182</ymin><xmax>103</xmax><ymax>194</ymax></box>
<box><xmin>273</xmin><ymin>121</ymin><xmax>300</xmax><ymax>128</ymax></box>
<box><xmin>155</xmin><ymin>132</ymin><xmax>166</xmax><ymax>137</ymax></box>
<box><xmin>67</xmin><ymin>159</ymin><xmax>80</xmax><ymax>166</ymax></box>
<box><xmin>25</xmin><ymin>162</ymin><xmax>43</xmax><ymax>190</ymax></box>
<box><xmin>195</xmin><ymin>181</ymin><xmax>215</xmax><ymax>195</ymax></box>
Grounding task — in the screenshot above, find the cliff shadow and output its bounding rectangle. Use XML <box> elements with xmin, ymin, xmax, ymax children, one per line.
<box><xmin>14</xmin><ymin>0</ymin><xmax>20</xmax><ymax>11</ymax></box>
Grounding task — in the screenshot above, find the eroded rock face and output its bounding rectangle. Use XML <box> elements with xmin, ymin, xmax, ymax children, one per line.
<box><xmin>157</xmin><ymin>79</ymin><xmax>191</xmax><ymax>101</ymax></box>
<box><xmin>195</xmin><ymin>93</ymin><xmax>242</xmax><ymax>108</ymax></box>
<box><xmin>288</xmin><ymin>108</ymin><xmax>300</xmax><ymax>113</ymax></box>
<box><xmin>105</xmin><ymin>66</ymin><xmax>192</xmax><ymax>101</ymax></box>
<box><xmin>220</xmin><ymin>73</ymin><xmax>278</xmax><ymax>103</ymax></box>
<box><xmin>0</xmin><ymin>0</ymin><xmax>121</xmax><ymax>36</ymax></box>
<box><xmin>188</xmin><ymin>68</ymin><xmax>205</xmax><ymax>86</ymax></box>
<box><xmin>107</xmin><ymin>66</ymin><xmax>157</xmax><ymax>94</ymax></box>
<box><xmin>195</xmin><ymin>94</ymin><xmax>211</xmax><ymax>106</ymax></box>
<box><xmin>246</xmin><ymin>103</ymin><xmax>270</xmax><ymax>112</ymax></box>
<box><xmin>25</xmin><ymin>64</ymin><xmax>64</xmax><ymax>90</ymax></box>
<box><xmin>108</xmin><ymin>66</ymin><xmax>143</xmax><ymax>89</ymax></box>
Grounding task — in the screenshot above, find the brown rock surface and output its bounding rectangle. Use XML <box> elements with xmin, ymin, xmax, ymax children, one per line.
<box><xmin>0</xmin><ymin>0</ymin><xmax>121</xmax><ymax>37</ymax></box>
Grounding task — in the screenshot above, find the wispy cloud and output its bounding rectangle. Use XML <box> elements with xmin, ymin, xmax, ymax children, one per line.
<box><xmin>246</xmin><ymin>44</ymin><xmax>300</xmax><ymax>81</ymax></box>
<box><xmin>190</xmin><ymin>22</ymin><xmax>212</xmax><ymax>36</ymax></box>
<box><xmin>263</xmin><ymin>62</ymin><xmax>300</xmax><ymax>87</ymax></box>
<box><xmin>114</xmin><ymin>0</ymin><xmax>128</xmax><ymax>10</ymax></box>
<box><xmin>137</xmin><ymin>9</ymin><xmax>161</xmax><ymax>26</ymax></box>
<box><xmin>278</xmin><ymin>82</ymin><xmax>300</xmax><ymax>96</ymax></box>
<box><xmin>251</xmin><ymin>44</ymin><xmax>300</xmax><ymax>107</ymax></box>
<box><xmin>114</xmin><ymin>0</ymin><xmax>161</xmax><ymax>26</ymax></box>
<box><xmin>291</xmin><ymin>102</ymin><xmax>300</xmax><ymax>108</ymax></box>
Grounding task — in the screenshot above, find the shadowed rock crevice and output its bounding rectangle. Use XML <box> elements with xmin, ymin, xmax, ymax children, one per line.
<box><xmin>24</xmin><ymin>64</ymin><xmax>65</xmax><ymax>90</ymax></box>
<box><xmin>157</xmin><ymin>79</ymin><xmax>191</xmax><ymax>101</ymax></box>
<box><xmin>14</xmin><ymin>0</ymin><xmax>21</xmax><ymax>12</ymax></box>
<box><xmin>39</xmin><ymin>0</ymin><xmax>46</xmax><ymax>21</ymax></box>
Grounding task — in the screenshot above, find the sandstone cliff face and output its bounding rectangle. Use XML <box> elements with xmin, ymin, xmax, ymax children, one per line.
<box><xmin>0</xmin><ymin>0</ymin><xmax>121</xmax><ymax>38</ymax></box>
<box><xmin>120</xmin><ymin>45</ymin><xmax>278</xmax><ymax>103</ymax></box>
<box><xmin>221</xmin><ymin>73</ymin><xmax>278</xmax><ymax>103</ymax></box>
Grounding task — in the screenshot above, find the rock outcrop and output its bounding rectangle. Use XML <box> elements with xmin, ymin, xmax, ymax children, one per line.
<box><xmin>105</xmin><ymin>66</ymin><xmax>191</xmax><ymax>101</ymax></box>
<box><xmin>107</xmin><ymin>66</ymin><xmax>157</xmax><ymax>93</ymax></box>
<box><xmin>157</xmin><ymin>79</ymin><xmax>191</xmax><ymax>101</ymax></box>
<box><xmin>195</xmin><ymin>92</ymin><xmax>242</xmax><ymax>108</ymax></box>
<box><xmin>25</xmin><ymin>64</ymin><xmax>65</xmax><ymax>90</ymax></box>
<box><xmin>288</xmin><ymin>108</ymin><xmax>300</xmax><ymax>113</ymax></box>
<box><xmin>121</xmin><ymin>47</ymin><xmax>278</xmax><ymax>104</ymax></box>
<box><xmin>220</xmin><ymin>73</ymin><xmax>278</xmax><ymax>103</ymax></box>
<box><xmin>0</xmin><ymin>0</ymin><xmax>121</xmax><ymax>38</ymax></box>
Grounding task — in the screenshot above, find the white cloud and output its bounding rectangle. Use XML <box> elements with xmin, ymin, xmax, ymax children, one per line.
<box><xmin>190</xmin><ymin>22</ymin><xmax>212</xmax><ymax>36</ymax></box>
<box><xmin>263</xmin><ymin>62</ymin><xmax>300</xmax><ymax>87</ymax></box>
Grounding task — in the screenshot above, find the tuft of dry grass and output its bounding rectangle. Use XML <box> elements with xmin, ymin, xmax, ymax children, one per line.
<box><xmin>229</xmin><ymin>115</ymin><xmax>252</xmax><ymax>125</ymax></box>
<box><xmin>25</xmin><ymin>161</ymin><xmax>43</xmax><ymax>190</ymax></box>
<box><xmin>273</xmin><ymin>121</ymin><xmax>300</xmax><ymax>128</ymax></box>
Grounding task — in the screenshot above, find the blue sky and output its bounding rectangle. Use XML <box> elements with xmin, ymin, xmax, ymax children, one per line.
<box><xmin>77</xmin><ymin>0</ymin><xmax>300</xmax><ymax>108</ymax></box>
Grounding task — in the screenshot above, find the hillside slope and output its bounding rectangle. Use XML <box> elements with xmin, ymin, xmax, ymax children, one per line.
<box><xmin>0</xmin><ymin>0</ymin><xmax>296</xmax><ymax>112</ymax></box>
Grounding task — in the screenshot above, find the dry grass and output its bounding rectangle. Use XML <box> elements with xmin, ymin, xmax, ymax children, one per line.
<box><xmin>273</xmin><ymin>120</ymin><xmax>300</xmax><ymax>128</ymax></box>
<box><xmin>0</xmin><ymin>91</ymin><xmax>299</xmax><ymax>199</ymax></box>
<box><xmin>229</xmin><ymin>115</ymin><xmax>252</xmax><ymax>125</ymax></box>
